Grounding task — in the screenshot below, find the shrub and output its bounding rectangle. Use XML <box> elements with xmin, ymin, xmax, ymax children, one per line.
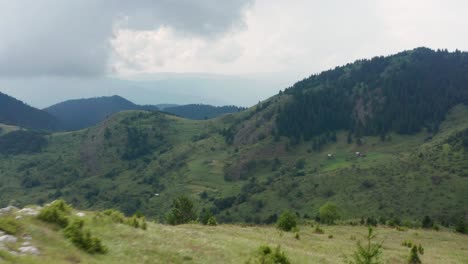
<box><xmin>276</xmin><ymin>211</ymin><xmax>297</xmax><ymax>232</ymax></box>
<box><xmin>199</xmin><ymin>209</ymin><xmax>214</xmax><ymax>225</ymax></box>
<box><xmin>0</xmin><ymin>217</ymin><xmax>21</xmax><ymax>235</ymax></box>
<box><xmin>37</xmin><ymin>200</ymin><xmax>72</xmax><ymax>228</ymax></box>
<box><xmin>350</xmin><ymin>227</ymin><xmax>383</xmax><ymax>264</ymax></box>
<box><xmin>64</xmin><ymin>219</ymin><xmax>107</xmax><ymax>254</ymax></box>
<box><xmin>421</xmin><ymin>216</ymin><xmax>433</xmax><ymax>228</ymax></box>
<box><xmin>102</xmin><ymin>209</ymin><xmax>125</xmax><ymax>223</ymax></box>
<box><xmin>247</xmin><ymin>245</ymin><xmax>291</xmax><ymax>264</ymax></box>
<box><xmin>319</xmin><ymin>202</ymin><xmax>340</xmax><ymax>224</ymax></box>
<box><xmin>408</xmin><ymin>245</ymin><xmax>422</xmax><ymax>264</ymax></box>
<box><xmin>314</xmin><ymin>224</ymin><xmax>324</xmax><ymax>234</ymax></box>
<box><xmin>455</xmin><ymin>217</ymin><xmax>467</xmax><ymax>234</ymax></box>
<box><xmin>166</xmin><ymin>196</ymin><xmax>197</xmax><ymax>225</ymax></box>
<box><xmin>401</xmin><ymin>240</ymin><xmax>413</xmax><ymax>248</ymax></box>
<box><xmin>207</xmin><ymin>216</ymin><xmax>217</xmax><ymax>226</ymax></box>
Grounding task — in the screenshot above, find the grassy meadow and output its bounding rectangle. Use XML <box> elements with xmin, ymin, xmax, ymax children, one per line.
<box><xmin>1</xmin><ymin>210</ymin><xmax>467</xmax><ymax>264</ymax></box>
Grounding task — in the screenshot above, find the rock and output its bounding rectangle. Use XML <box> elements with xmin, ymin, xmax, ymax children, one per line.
<box><xmin>15</xmin><ymin>215</ymin><xmax>22</xmax><ymax>220</ymax></box>
<box><xmin>22</xmin><ymin>235</ymin><xmax>32</xmax><ymax>241</ymax></box>
<box><xmin>18</xmin><ymin>207</ymin><xmax>39</xmax><ymax>216</ymax></box>
<box><xmin>76</xmin><ymin>212</ymin><xmax>85</xmax><ymax>217</ymax></box>
<box><xmin>0</xmin><ymin>231</ymin><xmax>4</xmax><ymax>236</ymax></box>
<box><xmin>19</xmin><ymin>246</ymin><xmax>40</xmax><ymax>255</ymax></box>
<box><xmin>0</xmin><ymin>235</ymin><xmax>17</xmax><ymax>243</ymax></box>
<box><xmin>0</xmin><ymin>206</ymin><xmax>18</xmax><ymax>215</ymax></box>
<box><xmin>21</xmin><ymin>241</ymin><xmax>31</xmax><ymax>246</ymax></box>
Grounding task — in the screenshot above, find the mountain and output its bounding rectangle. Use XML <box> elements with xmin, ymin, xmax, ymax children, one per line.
<box><xmin>43</xmin><ymin>95</ymin><xmax>140</xmax><ymax>131</ymax></box>
<box><xmin>163</xmin><ymin>104</ymin><xmax>245</xmax><ymax>120</ymax></box>
<box><xmin>0</xmin><ymin>48</ymin><xmax>467</xmax><ymax>227</ymax></box>
<box><xmin>0</xmin><ymin>92</ymin><xmax>61</xmax><ymax>131</ymax></box>
<box><xmin>44</xmin><ymin>96</ymin><xmax>243</xmax><ymax>130</ymax></box>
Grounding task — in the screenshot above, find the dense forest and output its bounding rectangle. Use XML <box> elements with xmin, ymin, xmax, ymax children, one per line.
<box><xmin>277</xmin><ymin>48</ymin><xmax>468</xmax><ymax>141</ymax></box>
<box><xmin>0</xmin><ymin>92</ymin><xmax>61</xmax><ymax>130</ymax></box>
<box><xmin>163</xmin><ymin>104</ymin><xmax>245</xmax><ymax>120</ymax></box>
<box><xmin>44</xmin><ymin>95</ymin><xmax>140</xmax><ymax>130</ymax></box>
<box><xmin>44</xmin><ymin>96</ymin><xmax>243</xmax><ymax>130</ymax></box>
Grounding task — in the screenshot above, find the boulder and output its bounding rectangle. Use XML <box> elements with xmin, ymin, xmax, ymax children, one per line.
<box><xmin>0</xmin><ymin>235</ymin><xmax>17</xmax><ymax>243</ymax></box>
<box><xmin>19</xmin><ymin>246</ymin><xmax>40</xmax><ymax>255</ymax></box>
<box><xmin>18</xmin><ymin>207</ymin><xmax>39</xmax><ymax>216</ymax></box>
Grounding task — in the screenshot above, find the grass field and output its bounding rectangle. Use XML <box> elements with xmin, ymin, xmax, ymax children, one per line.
<box><xmin>1</xmin><ymin>210</ymin><xmax>467</xmax><ymax>264</ymax></box>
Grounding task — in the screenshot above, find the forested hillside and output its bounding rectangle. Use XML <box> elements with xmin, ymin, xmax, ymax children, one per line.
<box><xmin>0</xmin><ymin>92</ymin><xmax>60</xmax><ymax>130</ymax></box>
<box><xmin>0</xmin><ymin>48</ymin><xmax>467</xmax><ymax>229</ymax></box>
<box><xmin>43</xmin><ymin>95</ymin><xmax>140</xmax><ymax>130</ymax></box>
<box><xmin>277</xmin><ymin>48</ymin><xmax>468</xmax><ymax>142</ymax></box>
<box><xmin>44</xmin><ymin>96</ymin><xmax>243</xmax><ymax>130</ymax></box>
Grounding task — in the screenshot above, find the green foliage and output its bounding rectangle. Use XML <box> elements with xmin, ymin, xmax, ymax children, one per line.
<box><xmin>64</xmin><ymin>219</ymin><xmax>107</xmax><ymax>254</ymax></box>
<box><xmin>0</xmin><ymin>217</ymin><xmax>21</xmax><ymax>235</ymax></box>
<box><xmin>319</xmin><ymin>202</ymin><xmax>340</xmax><ymax>224</ymax></box>
<box><xmin>276</xmin><ymin>211</ymin><xmax>297</xmax><ymax>232</ymax></box>
<box><xmin>164</xmin><ymin>104</ymin><xmax>244</xmax><ymax>120</ymax></box>
<box><xmin>0</xmin><ymin>91</ymin><xmax>61</xmax><ymax>130</ymax></box>
<box><xmin>455</xmin><ymin>217</ymin><xmax>467</xmax><ymax>234</ymax></box>
<box><xmin>207</xmin><ymin>216</ymin><xmax>217</xmax><ymax>226</ymax></box>
<box><xmin>121</xmin><ymin>127</ymin><xmax>152</xmax><ymax>160</ymax></box>
<box><xmin>407</xmin><ymin>245</ymin><xmax>422</xmax><ymax>264</ymax></box>
<box><xmin>199</xmin><ymin>208</ymin><xmax>214</xmax><ymax>225</ymax></box>
<box><xmin>401</xmin><ymin>240</ymin><xmax>414</xmax><ymax>248</ymax></box>
<box><xmin>247</xmin><ymin>245</ymin><xmax>291</xmax><ymax>264</ymax></box>
<box><xmin>125</xmin><ymin>216</ymin><xmax>147</xmax><ymax>230</ymax></box>
<box><xmin>314</xmin><ymin>224</ymin><xmax>324</xmax><ymax>234</ymax></box>
<box><xmin>421</xmin><ymin>216</ymin><xmax>433</xmax><ymax>228</ymax></box>
<box><xmin>166</xmin><ymin>196</ymin><xmax>197</xmax><ymax>225</ymax></box>
<box><xmin>0</xmin><ymin>130</ymin><xmax>47</xmax><ymax>155</ymax></box>
<box><xmin>102</xmin><ymin>209</ymin><xmax>125</xmax><ymax>223</ymax></box>
<box><xmin>99</xmin><ymin>209</ymin><xmax>146</xmax><ymax>230</ymax></box>
<box><xmin>37</xmin><ymin>200</ymin><xmax>72</xmax><ymax>228</ymax></box>
<box><xmin>277</xmin><ymin>48</ymin><xmax>468</xmax><ymax>141</ymax></box>
<box><xmin>350</xmin><ymin>227</ymin><xmax>383</xmax><ymax>264</ymax></box>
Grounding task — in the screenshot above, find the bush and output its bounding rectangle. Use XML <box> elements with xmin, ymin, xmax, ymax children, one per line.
<box><xmin>0</xmin><ymin>217</ymin><xmax>21</xmax><ymax>235</ymax></box>
<box><xmin>408</xmin><ymin>245</ymin><xmax>422</xmax><ymax>264</ymax></box>
<box><xmin>199</xmin><ymin>209</ymin><xmax>214</xmax><ymax>225</ymax></box>
<box><xmin>421</xmin><ymin>216</ymin><xmax>433</xmax><ymax>229</ymax></box>
<box><xmin>314</xmin><ymin>224</ymin><xmax>324</xmax><ymax>234</ymax></box>
<box><xmin>455</xmin><ymin>217</ymin><xmax>467</xmax><ymax>234</ymax></box>
<box><xmin>102</xmin><ymin>209</ymin><xmax>125</xmax><ymax>223</ymax></box>
<box><xmin>319</xmin><ymin>202</ymin><xmax>340</xmax><ymax>224</ymax></box>
<box><xmin>37</xmin><ymin>200</ymin><xmax>72</xmax><ymax>228</ymax></box>
<box><xmin>350</xmin><ymin>227</ymin><xmax>383</xmax><ymax>264</ymax></box>
<box><xmin>166</xmin><ymin>196</ymin><xmax>197</xmax><ymax>225</ymax></box>
<box><xmin>247</xmin><ymin>245</ymin><xmax>291</xmax><ymax>264</ymax></box>
<box><xmin>207</xmin><ymin>216</ymin><xmax>217</xmax><ymax>226</ymax></box>
<box><xmin>64</xmin><ymin>219</ymin><xmax>107</xmax><ymax>254</ymax></box>
<box><xmin>276</xmin><ymin>211</ymin><xmax>297</xmax><ymax>232</ymax></box>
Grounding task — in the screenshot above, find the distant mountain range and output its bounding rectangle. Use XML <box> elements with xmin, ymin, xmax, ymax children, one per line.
<box><xmin>43</xmin><ymin>95</ymin><xmax>244</xmax><ymax>130</ymax></box>
<box><xmin>0</xmin><ymin>91</ymin><xmax>60</xmax><ymax>130</ymax></box>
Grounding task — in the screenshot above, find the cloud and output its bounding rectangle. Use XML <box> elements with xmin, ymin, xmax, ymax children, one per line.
<box><xmin>0</xmin><ymin>0</ymin><xmax>252</xmax><ymax>77</ymax></box>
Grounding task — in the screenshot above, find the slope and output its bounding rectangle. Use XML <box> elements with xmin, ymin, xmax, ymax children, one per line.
<box><xmin>0</xmin><ymin>48</ymin><xmax>467</xmax><ymax>226</ymax></box>
<box><xmin>43</xmin><ymin>95</ymin><xmax>140</xmax><ymax>131</ymax></box>
<box><xmin>0</xmin><ymin>205</ymin><xmax>466</xmax><ymax>264</ymax></box>
<box><xmin>0</xmin><ymin>92</ymin><xmax>61</xmax><ymax>131</ymax></box>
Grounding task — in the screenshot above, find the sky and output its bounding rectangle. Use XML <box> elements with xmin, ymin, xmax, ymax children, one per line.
<box><xmin>1</xmin><ymin>0</ymin><xmax>468</xmax><ymax>107</ymax></box>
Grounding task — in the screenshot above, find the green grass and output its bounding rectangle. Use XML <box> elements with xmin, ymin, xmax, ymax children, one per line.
<box><xmin>1</xmin><ymin>211</ymin><xmax>467</xmax><ymax>264</ymax></box>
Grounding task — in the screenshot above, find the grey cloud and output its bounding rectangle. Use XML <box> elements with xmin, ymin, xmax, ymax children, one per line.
<box><xmin>0</xmin><ymin>0</ymin><xmax>253</xmax><ymax>77</ymax></box>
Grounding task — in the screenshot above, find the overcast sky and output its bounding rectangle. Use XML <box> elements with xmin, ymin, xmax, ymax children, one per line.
<box><xmin>1</xmin><ymin>0</ymin><xmax>468</xmax><ymax>107</ymax></box>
